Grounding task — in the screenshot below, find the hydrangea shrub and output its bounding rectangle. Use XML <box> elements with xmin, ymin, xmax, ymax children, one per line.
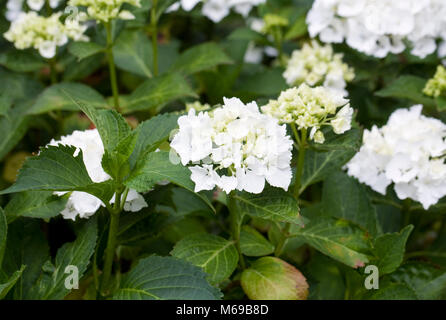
<box><xmin>0</xmin><ymin>0</ymin><xmax>445</xmax><ymax>301</ymax></box>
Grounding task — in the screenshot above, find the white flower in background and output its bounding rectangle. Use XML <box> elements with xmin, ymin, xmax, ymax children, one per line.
<box><xmin>262</xmin><ymin>84</ymin><xmax>353</xmax><ymax>144</ymax></box>
<box><xmin>68</xmin><ymin>0</ymin><xmax>141</xmax><ymax>23</ymax></box>
<box><xmin>170</xmin><ymin>98</ymin><xmax>293</xmax><ymax>194</ymax></box>
<box><xmin>48</xmin><ymin>129</ymin><xmax>148</xmax><ymax>220</ymax></box>
<box><xmin>3</xmin><ymin>11</ymin><xmax>88</xmax><ymax>59</ymax></box>
<box><xmin>307</xmin><ymin>0</ymin><xmax>446</xmax><ymax>59</ymax></box>
<box><xmin>5</xmin><ymin>0</ymin><xmax>62</xmax><ymax>21</ymax></box>
<box><xmin>345</xmin><ymin>105</ymin><xmax>446</xmax><ymax>209</ymax></box>
<box><xmin>168</xmin><ymin>0</ymin><xmax>266</xmax><ymax>23</ymax></box>
<box><xmin>6</xmin><ymin>0</ymin><xmax>24</xmax><ymax>22</ymax></box>
<box><xmin>243</xmin><ymin>18</ymin><xmax>278</xmax><ymax>64</ymax></box>
<box><xmin>26</xmin><ymin>0</ymin><xmax>45</xmax><ymax>11</ymax></box>
<box><xmin>283</xmin><ymin>40</ymin><xmax>354</xmax><ymax>96</ymax></box>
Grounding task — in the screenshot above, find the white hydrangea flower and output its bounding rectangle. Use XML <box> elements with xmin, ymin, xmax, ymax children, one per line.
<box><xmin>345</xmin><ymin>105</ymin><xmax>446</xmax><ymax>209</ymax></box>
<box><xmin>283</xmin><ymin>40</ymin><xmax>354</xmax><ymax>96</ymax></box>
<box><xmin>48</xmin><ymin>129</ymin><xmax>148</xmax><ymax>220</ymax></box>
<box><xmin>170</xmin><ymin>97</ymin><xmax>293</xmax><ymax>194</ymax></box>
<box><xmin>6</xmin><ymin>0</ymin><xmax>24</xmax><ymax>22</ymax></box>
<box><xmin>68</xmin><ymin>0</ymin><xmax>141</xmax><ymax>23</ymax></box>
<box><xmin>307</xmin><ymin>0</ymin><xmax>446</xmax><ymax>59</ymax></box>
<box><xmin>261</xmin><ymin>84</ymin><xmax>354</xmax><ymax>144</ymax></box>
<box><xmin>6</xmin><ymin>0</ymin><xmax>61</xmax><ymax>21</ymax></box>
<box><xmin>168</xmin><ymin>0</ymin><xmax>266</xmax><ymax>23</ymax></box>
<box><xmin>27</xmin><ymin>0</ymin><xmax>45</xmax><ymax>11</ymax></box>
<box><xmin>3</xmin><ymin>11</ymin><xmax>89</xmax><ymax>59</ymax></box>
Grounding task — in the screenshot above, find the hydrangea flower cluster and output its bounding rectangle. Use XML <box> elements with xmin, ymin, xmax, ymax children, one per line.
<box><xmin>68</xmin><ymin>0</ymin><xmax>141</xmax><ymax>22</ymax></box>
<box><xmin>283</xmin><ymin>40</ymin><xmax>355</xmax><ymax>96</ymax></box>
<box><xmin>261</xmin><ymin>84</ymin><xmax>353</xmax><ymax>144</ymax></box>
<box><xmin>48</xmin><ymin>129</ymin><xmax>148</xmax><ymax>220</ymax></box>
<box><xmin>307</xmin><ymin>0</ymin><xmax>446</xmax><ymax>59</ymax></box>
<box><xmin>345</xmin><ymin>105</ymin><xmax>446</xmax><ymax>209</ymax></box>
<box><xmin>3</xmin><ymin>11</ymin><xmax>88</xmax><ymax>58</ymax></box>
<box><xmin>424</xmin><ymin>65</ymin><xmax>446</xmax><ymax>98</ymax></box>
<box><xmin>6</xmin><ymin>0</ymin><xmax>61</xmax><ymax>21</ymax></box>
<box><xmin>170</xmin><ymin>97</ymin><xmax>293</xmax><ymax>194</ymax></box>
<box><xmin>168</xmin><ymin>0</ymin><xmax>266</xmax><ymax>23</ymax></box>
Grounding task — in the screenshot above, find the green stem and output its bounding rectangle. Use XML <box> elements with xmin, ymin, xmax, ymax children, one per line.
<box><xmin>273</xmin><ymin>27</ymin><xmax>285</xmax><ymax>67</ymax></box>
<box><xmin>290</xmin><ymin>123</ymin><xmax>301</xmax><ymax>146</ymax></box>
<box><xmin>227</xmin><ymin>192</ymin><xmax>246</xmax><ymax>269</ymax></box>
<box><xmin>274</xmin><ymin>223</ymin><xmax>291</xmax><ymax>257</ymax></box>
<box><xmin>105</xmin><ymin>22</ymin><xmax>121</xmax><ymax>112</ymax></box>
<box><xmin>276</xmin><ymin>127</ymin><xmax>307</xmax><ymax>257</ymax></box>
<box><xmin>100</xmin><ymin>188</ymin><xmax>126</xmax><ymax>296</ymax></box>
<box><xmin>48</xmin><ymin>58</ymin><xmax>58</xmax><ymax>84</ymax></box>
<box><xmin>151</xmin><ymin>0</ymin><xmax>159</xmax><ymax>77</ymax></box>
<box><xmin>293</xmin><ymin>128</ymin><xmax>307</xmax><ymax>199</ymax></box>
<box><xmin>100</xmin><ymin>211</ymin><xmax>120</xmax><ymax>296</ymax></box>
<box><xmin>402</xmin><ymin>199</ymin><xmax>412</xmax><ymax>227</ymax></box>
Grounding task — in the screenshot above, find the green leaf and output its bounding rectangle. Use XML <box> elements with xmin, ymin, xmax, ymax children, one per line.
<box><xmin>125</xmin><ymin>150</ymin><xmax>192</xmax><ymax>191</ymax></box>
<box><xmin>171</xmin><ymin>43</ymin><xmax>233</xmax><ymax>76</ymax></box>
<box><xmin>389</xmin><ymin>262</ymin><xmax>446</xmax><ymax>300</ymax></box>
<box><xmin>2</xmin><ymin>219</ymin><xmax>50</xmax><ymax>299</ymax></box>
<box><xmin>0</xmin><ymin>207</ymin><xmax>6</xmax><ymax>268</ymax></box>
<box><xmin>0</xmin><ymin>265</ymin><xmax>26</xmax><ymax>299</ymax></box>
<box><xmin>124</xmin><ymin>150</ymin><xmax>185</xmax><ymax>192</ymax></box>
<box><xmin>241</xmin><ymin>257</ymin><xmax>309</xmax><ymax>300</ymax></box>
<box><xmin>4</xmin><ymin>191</ymin><xmax>68</xmax><ymax>222</ymax></box>
<box><xmin>227</xmin><ymin>27</ymin><xmax>264</xmax><ymax>42</ymax></box>
<box><xmin>305</xmin><ymin>253</ymin><xmax>345</xmax><ymax>300</ymax></box>
<box><xmin>375</xmin><ymin>75</ymin><xmax>435</xmax><ymax>107</ymax></box>
<box><xmin>28</xmin><ymin>82</ymin><xmax>107</xmax><ymax>115</ymax></box>
<box><xmin>0</xmin><ymin>145</ymin><xmax>114</xmax><ymax>203</ymax></box>
<box><xmin>163</xmin><ymin>217</ymin><xmax>207</xmax><ymax>244</ymax></box>
<box><xmin>27</xmin><ymin>217</ymin><xmax>98</xmax><ymax>300</ymax></box>
<box><xmin>0</xmin><ymin>145</ymin><xmax>92</xmax><ymax>193</ymax></box>
<box><xmin>0</xmin><ymin>100</ymin><xmax>31</xmax><ymax>161</ymax></box>
<box><xmin>101</xmin><ymin>131</ymin><xmax>138</xmax><ymax>181</ymax></box>
<box><xmin>122</xmin><ymin>72</ymin><xmax>196</xmax><ymax>114</ymax></box>
<box><xmin>322</xmin><ymin>171</ymin><xmax>379</xmax><ymax>236</ymax></box>
<box><xmin>236</xmin><ymin>67</ymin><xmax>288</xmax><ymax>97</ymax></box>
<box><xmin>113</xmin><ymin>256</ymin><xmax>222</xmax><ymax>300</ymax></box>
<box><xmin>372</xmin><ymin>225</ymin><xmax>413</xmax><ymax>275</ymax></box>
<box><xmin>301</xmin><ymin>128</ymin><xmax>361</xmax><ymax>193</ymax></box>
<box><xmin>68</xmin><ymin>41</ymin><xmax>104</xmax><ymax>61</ymax></box>
<box><xmin>233</xmin><ymin>187</ymin><xmax>302</xmax><ymax>225</ymax></box>
<box><xmin>171</xmin><ymin>233</ymin><xmax>238</xmax><ymax>284</ymax></box>
<box><xmin>0</xmin><ymin>51</ymin><xmax>46</xmax><ymax>72</ymax></box>
<box><xmin>240</xmin><ymin>226</ymin><xmax>274</xmax><ymax>257</ymax></box>
<box><xmin>117</xmin><ymin>187</ymin><xmax>211</xmax><ymax>245</ymax></box>
<box><xmin>436</xmin><ymin>95</ymin><xmax>446</xmax><ymax>111</ymax></box>
<box><xmin>289</xmin><ymin>214</ymin><xmax>371</xmax><ymax>268</ymax></box>
<box><xmin>113</xmin><ymin>29</ymin><xmax>153</xmax><ymax>78</ymax></box>
<box><xmin>125</xmin><ymin>150</ymin><xmax>215</xmax><ymax>212</ymax></box>
<box><xmin>0</xmin><ymin>96</ymin><xmax>13</xmax><ymax>117</ymax></box>
<box><xmin>365</xmin><ymin>280</ymin><xmax>417</xmax><ymax>300</ymax></box>
<box><xmin>0</xmin><ymin>69</ymin><xmax>43</xmax><ymax>100</ymax></box>
<box><xmin>65</xmin><ymin>90</ymin><xmax>136</xmax><ymax>180</ymax></box>
<box><xmin>65</xmin><ymin>91</ymin><xmax>131</xmax><ymax>152</ymax></box>
<box><xmin>63</xmin><ymin>54</ymin><xmax>103</xmax><ymax>81</ymax></box>
<box><xmin>129</xmin><ymin>113</ymin><xmax>179</xmax><ymax>168</ymax></box>
<box><xmin>285</xmin><ymin>15</ymin><xmax>307</xmax><ymax>40</ymax></box>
